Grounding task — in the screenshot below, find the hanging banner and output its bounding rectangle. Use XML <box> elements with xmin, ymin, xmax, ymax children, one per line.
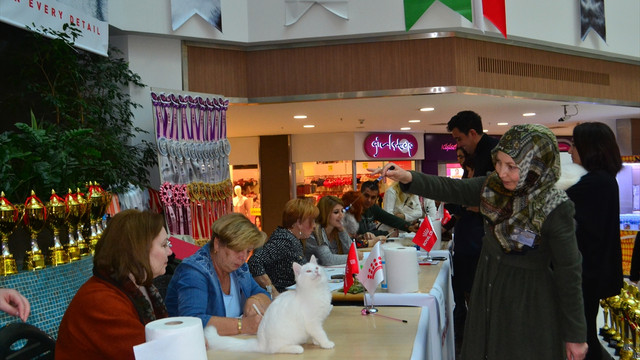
<box><xmin>0</xmin><ymin>0</ymin><xmax>108</xmax><ymax>56</ymax></box>
<box><xmin>404</xmin><ymin>0</ymin><xmax>472</xmax><ymax>31</ymax></box>
<box><xmin>285</xmin><ymin>0</ymin><xmax>349</xmax><ymax>26</ymax></box>
<box><xmin>171</xmin><ymin>0</ymin><xmax>222</xmax><ymax>32</ymax></box>
<box><xmin>482</xmin><ymin>0</ymin><xmax>506</xmax><ymax>38</ymax></box>
<box><xmin>580</xmin><ymin>0</ymin><xmax>606</xmax><ymax>42</ymax></box>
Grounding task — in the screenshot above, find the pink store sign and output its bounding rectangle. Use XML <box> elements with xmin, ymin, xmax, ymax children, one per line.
<box><xmin>364</xmin><ymin>133</ymin><xmax>418</xmax><ymax>159</ymax></box>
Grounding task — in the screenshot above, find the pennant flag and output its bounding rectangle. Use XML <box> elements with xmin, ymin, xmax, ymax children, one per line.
<box><xmin>482</xmin><ymin>0</ymin><xmax>507</xmax><ymax>38</ymax></box>
<box><xmin>356</xmin><ymin>242</ymin><xmax>384</xmax><ymax>294</ymax></box>
<box><xmin>442</xmin><ymin>208</ymin><xmax>452</xmax><ymax>226</ymax></box>
<box><xmin>344</xmin><ymin>241</ymin><xmax>360</xmax><ymax>294</ymax></box>
<box><xmin>404</xmin><ymin>0</ymin><xmax>472</xmax><ymax>31</ymax></box>
<box><xmin>412</xmin><ymin>215</ymin><xmax>439</xmax><ymax>252</ymax></box>
<box><xmin>580</xmin><ymin>0</ymin><xmax>606</xmax><ymax>42</ymax></box>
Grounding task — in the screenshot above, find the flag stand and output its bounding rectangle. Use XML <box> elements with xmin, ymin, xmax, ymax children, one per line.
<box><xmin>363</xmin><ymin>291</ymin><xmax>378</xmax><ymax>313</ymax></box>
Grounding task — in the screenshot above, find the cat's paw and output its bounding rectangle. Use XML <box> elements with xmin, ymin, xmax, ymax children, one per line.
<box><xmin>279</xmin><ymin>345</ymin><xmax>304</xmax><ymax>354</ymax></box>
<box><xmin>319</xmin><ymin>340</ymin><xmax>335</xmax><ymax>349</ymax></box>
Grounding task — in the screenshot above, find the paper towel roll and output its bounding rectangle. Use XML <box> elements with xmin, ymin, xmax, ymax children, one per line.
<box><xmin>385</xmin><ymin>246</ymin><xmax>419</xmax><ymax>293</ymax></box>
<box><xmin>133</xmin><ymin>316</ymin><xmax>207</xmax><ymax>360</ymax></box>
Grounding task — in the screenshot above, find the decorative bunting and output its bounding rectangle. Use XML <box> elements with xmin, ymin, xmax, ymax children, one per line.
<box><xmin>171</xmin><ymin>0</ymin><xmax>222</xmax><ymax>32</ymax></box>
<box><xmin>482</xmin><ymin>0</ymin><xmax>507</xmax><ymax>38</ymax></box>
<box><xmin>285</xmin><ymin>0</ymin><xmax>349</xmax><ymax>26</ymax></box>
<box><xmin>580</xmin><ymin>0</ymin><xmax>606</xmax><ymax>42</ymax></box>
<box><xmin>404</xmin><ymin>0</ymin><xmax>472</xmax><ymax>31</ymax></box>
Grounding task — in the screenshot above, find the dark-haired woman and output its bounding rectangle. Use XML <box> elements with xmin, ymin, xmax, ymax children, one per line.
<box><xmin>56</xmin><ymin>210</ymin><xmax>173</xmax><ymax>360</ymax></box>
<box><xmin>566</xmin><ymin>122</ymin><xmax>623</xmax><ymax>360</ymax></box>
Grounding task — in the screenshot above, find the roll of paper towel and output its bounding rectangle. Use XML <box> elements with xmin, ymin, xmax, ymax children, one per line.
<box><xmin>385</xmin><ymin>246</ymin><xmax>419</xmax><ymax>293</ymax></box>
<box><xmin>133</xmin><ymin>316</ymin><xmax>207</xmax><ymax>360</ymax></box>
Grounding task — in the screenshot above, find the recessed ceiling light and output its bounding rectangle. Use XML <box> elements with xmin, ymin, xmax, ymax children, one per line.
<box><xmin>294</xmin><ymin>115</ymin><xmax>307</xmax><ymax>119</ymax></box>
<box><xmin>400</xmin><ymin>127</ymin><xmax>411</xmax><ymax>131</ymax></box>
<box><xmin>522</xmin><ymin>113</ymin><xmax>536</xmax><ymax>117</ymax></box>
<box><xmin>497</xmin><ymin>122</ymin><xmax>508</xmax><ymax>126</ymax></box>
<box><xmin>303</xmin><ymin>124</ymin><xmax>315</xmax><ymax>128</ymax></box>
<box><xmin>419</xmin><ymin>107</ymin><xmax>435</xmax><ymax>112</ymax></box>
<box><xmin>408</xmin><ymin>119</ymin><xmax>421</xmax><ymax>123</ymax></box>
<box><xmin>483</xmin><ymin>129</ymin><xmax>489</xmax><ymax>133</ymax></box>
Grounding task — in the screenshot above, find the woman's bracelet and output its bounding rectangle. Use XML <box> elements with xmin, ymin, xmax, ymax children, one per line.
<box><xmin>237</xmin><ymin>317</ymin><xmax>243</xmax><ymax>334</ymax></box>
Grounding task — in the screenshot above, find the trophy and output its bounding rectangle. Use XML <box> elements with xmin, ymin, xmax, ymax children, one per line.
<box><xmin>67</xmin><ymin>189</ymin><xmax>90</xmax><ymax>257</ymax></box>
<box><xmin>23</xmin><ymin>190</ymin><xmax>46</xmax><ymax>270</ymax></box>
<box><xmin>0</xmin><ymin>192</ymin><xmax>21</xmax><ymax>275</ymax></box>
<box><xmin>620</xmin><ymin>292</ymin><xmax>637</xmax><ymax>360</ymax></box>
<box><xmin>45</xmin><ymin>190</ymin><xmax>70</xmax><ymax>266</ymax></box>
<box><xmin>87</xmin><ymin>182</ymin><xmax>106</xmax><ymax>251</ymax></box>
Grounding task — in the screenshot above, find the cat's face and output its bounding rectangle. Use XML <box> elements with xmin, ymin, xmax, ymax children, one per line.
<box><xmin>292</xmin><ymin>255</ymin><xmax>327</xmax><ymax>287</ymax></box>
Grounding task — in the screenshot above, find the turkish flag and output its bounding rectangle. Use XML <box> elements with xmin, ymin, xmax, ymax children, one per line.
<box><xmin>441</xmin><ymin>208</ymin><xmax>452</xmax><ymax>226</ymax></box>
<box><xmin>482</xmin><ymin>0</ymin><xmax>507</xmax><ymax>38</ymax></box>
<box><xmin>412</xmin><ymin>216</ymin><xmax>438</xmax><ymax>252</ymax></box>
<box><xmin>344</xmin><ymin>241</ymin><xmax>360</xmax><ymax>294</ymax></box>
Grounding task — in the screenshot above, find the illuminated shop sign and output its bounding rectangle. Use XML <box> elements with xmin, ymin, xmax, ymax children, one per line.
<box><xmin>364</xmin><ymin>133</ymin><xmax>418</xmax><ymax>159</ymax></box>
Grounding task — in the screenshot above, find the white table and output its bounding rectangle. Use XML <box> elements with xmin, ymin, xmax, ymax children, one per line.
<box><xmin>364</xmin><ymin>250</ymin><xmax>455</xmax><ymax>360</ymax></box>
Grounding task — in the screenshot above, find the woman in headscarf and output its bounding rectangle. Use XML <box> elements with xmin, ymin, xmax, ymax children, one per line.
<box><xmin>372</xmin><ymin>124</ymin><xmax>587</xmax><ymax>360</ymax></box>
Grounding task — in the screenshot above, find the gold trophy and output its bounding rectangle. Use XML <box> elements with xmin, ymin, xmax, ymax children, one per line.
<box><xmin>69</xmin><ymin>189</ymin><xmax>91</xmax><ymax>257</ymax></box>
<box><xmin>23</xmin><ymin>190</ymin><xmax>46</xmax><ymax>270</ymax></box>
<box><xmin>0</xmin><ymin>192</ymin><xmax>21</xmax><ymax>275</ymax></box>
<box><xmin>87</xmin><ymin>182</ymin><xmax>105</xmax><ymax>251</ymax></box>
<box><xmin>45</xmin><ymin>190</ymin><xmax>70</xmax><ymax>266</ymax></box>
<box><xmin>63</xmin><ymin>189</ymin><xmax>81</xmax><ymax>261</ymax></box>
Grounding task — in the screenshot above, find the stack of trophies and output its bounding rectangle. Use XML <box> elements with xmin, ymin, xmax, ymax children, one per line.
<box><xmin>601</xmin><ymin>282</ymin><xmax>640</xmax><ymax>359</ymax></box>
<box><xmin>0</xmin><ymin>182</ymin><xmax>111</xmax><ymax>275</ymax></box>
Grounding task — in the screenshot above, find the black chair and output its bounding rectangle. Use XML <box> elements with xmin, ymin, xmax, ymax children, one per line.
<box><xmin>0</xmin><ymin>323</ymin><xmax>55</xmax><ymax>360</ymax></box>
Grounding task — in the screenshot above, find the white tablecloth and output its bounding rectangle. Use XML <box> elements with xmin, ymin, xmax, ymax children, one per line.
<box><xmin>364</xmin><ymin>250</ymin><xmax>455</xmax><ymax>360</ymax></box>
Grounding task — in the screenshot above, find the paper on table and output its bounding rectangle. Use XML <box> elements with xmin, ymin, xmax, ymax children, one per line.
<box><xmin>286</xmin><ymin>267</ymin><xmax>345</xmax><ymax>292</ymax></box>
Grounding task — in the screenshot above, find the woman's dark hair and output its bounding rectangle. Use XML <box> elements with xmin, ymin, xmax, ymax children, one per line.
<box><xmin>94</xmin><ymin>209</ymin><xmax>166</xmax><ymax>286</ymax></box>
<box><xmin>572</xmin><ymin>122</ymin><xmax>622</xmax><ymax>176</ymax></box>
<box><xmin>341</xmin><ymin>191</ymin><xmax>364</xmax><ymax>222</ymax></box>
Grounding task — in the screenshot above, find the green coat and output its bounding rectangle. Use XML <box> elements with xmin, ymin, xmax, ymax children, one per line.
<box><xmin>402</xmin><ymin>172</ymin><xmax>586</xmax><ymax>360</ymax></box>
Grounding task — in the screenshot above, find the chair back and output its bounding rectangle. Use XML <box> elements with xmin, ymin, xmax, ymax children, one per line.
<box><xmin>0</xmin><ymin>322</ymin><xmax>55</xmax><ymax>360</ymax></box>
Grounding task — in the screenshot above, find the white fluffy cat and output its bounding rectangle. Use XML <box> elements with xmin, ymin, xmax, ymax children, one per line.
<box><xmin>204</xmin><ymin>255</ymin><xmax>335</xmax><ymax>354</ymax></box>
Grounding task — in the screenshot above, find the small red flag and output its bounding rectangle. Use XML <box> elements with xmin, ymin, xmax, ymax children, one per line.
<box><xmin>441</xmin><ymin>208</ymin><xmax>452</xmax><ymax>226</ymax></box>
<box><xmin>412</xmin><ymin>216</ymin><xmax>438</xmax><ymax>252</ymax></box>
<box><xmin>344</xmin><ymin>241</ymin><xmax>360</xmax><ymax>294</ymax></box>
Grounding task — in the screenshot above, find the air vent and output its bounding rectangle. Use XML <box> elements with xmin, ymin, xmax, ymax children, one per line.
<box><xmin>478</xmin><ymin>57</ymin><xmax>609</xmax><ymax>86</ymax></box>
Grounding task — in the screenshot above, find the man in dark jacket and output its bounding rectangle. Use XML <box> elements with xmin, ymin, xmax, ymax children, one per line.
<box><xmin>357</xmin><ymin>181</ymin><xmax>419</xmax><ymax>237</ymax></box>
<box><xmin>446</xmin><ymin>110</ymin><xmax>499</xmax><ymax>352</ymax></box>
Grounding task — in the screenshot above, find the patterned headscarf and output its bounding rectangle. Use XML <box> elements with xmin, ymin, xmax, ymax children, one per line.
<box><xmin>480</xmin><ymin>124</ymin><xmax>567</xmax><ymax>253</ymax></box>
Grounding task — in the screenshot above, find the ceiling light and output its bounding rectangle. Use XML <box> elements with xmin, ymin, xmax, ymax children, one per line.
<box><xmin>408</xmin><ymin>119</ymin><xmax>421</xmax><ymax>123</ymax></box>
<box><xmin>294</xmin><ymin>115</ymin><xmax>307</xmax><ymax>119</ymax></box>
<box><xmin>522</xmin><ymin>113</ymin><xmax>536</xmax><ymax>117</ymax></box>
<box><xmin>419</xmin><ymin>107</ymin><xmax>435</xmax><ymax>112</ymax></box>
<box><xmin>400</xmin><ymin>127</ymin><xmax>411</xmax><ymax>131</ymax></box>
<box><xmin>497</xmin><ymin>122</ymin><xmax>508</xmax><ymax>126</ymax></box>
<box><xmin>303</xmin><ymin>124</ymin><xmax>315</xmax><ymax>128</ymax></box>
<box><xmin>483</xmin><ymin>129</ymin><xmax>489</xmax><ymax>133</ymax></box>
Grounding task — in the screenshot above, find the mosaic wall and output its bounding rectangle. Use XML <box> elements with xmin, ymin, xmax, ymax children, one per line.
<box><xmin>0</xmin><ymin>256</ymin><xmax>93</xmax><ymax>339</ymax></box>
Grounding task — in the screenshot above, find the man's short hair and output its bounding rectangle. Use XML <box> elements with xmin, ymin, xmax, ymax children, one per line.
<box><xmin>360</xmin><ymin>180</ymin><xmax>379</xmax><ymax>193</ymax></box>
<box><xmin>447</xmin><ymin>110</ymin><xmax>483</xmax><ymax>134</ymax></box>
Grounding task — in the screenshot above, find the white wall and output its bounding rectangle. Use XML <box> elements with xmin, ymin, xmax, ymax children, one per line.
<box><xmin>229</xmin><ymin>137</ymin><xmax>260</xmax><ymax>165</ymax></box>
<box><xmin>109</xmin><ymin>0</ymin><xmax>639</xmax><ymax>61</ymax></box>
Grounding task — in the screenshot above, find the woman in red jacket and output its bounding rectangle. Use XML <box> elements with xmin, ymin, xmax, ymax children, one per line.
<box><xmin>56</xmin><ymin>209</ymin><xmax>173</xmax><ymax>360</ymax></box>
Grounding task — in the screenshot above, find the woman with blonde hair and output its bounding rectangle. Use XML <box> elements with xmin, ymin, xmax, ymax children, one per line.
<box><xmin>165</xmin><ymin>213</ymin><xmax>270</xmax><ymax>335</ymax></box>
<box><xmin>304</xmin><ymin>196</ymin><xmax>359</xmax><ymax>265</ymax></box>
<box><xmin>248</xmin><ymin>198</ymin><xmax>318</xmax><ymax>296</ymax></box>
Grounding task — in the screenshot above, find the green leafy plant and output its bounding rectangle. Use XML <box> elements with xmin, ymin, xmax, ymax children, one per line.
<box><xmin>0</xmin><ymin>23</ymin><xmax>156</xmax><ymax>202</ymax></box>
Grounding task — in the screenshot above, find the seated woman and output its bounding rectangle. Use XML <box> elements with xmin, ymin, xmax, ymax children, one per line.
<box><xmin>248</xmin><ymin>198</ymin><xmax>318</xmax><ymax>296</ymax></box>
<box><xmin>341</xmin><ymin>190</ymin><xmax>386</xmax><ymax>248</ymax></box>
<box><xmin>304</xmin><ymin>195</ymin><xmax>362</xmax><ymax>265</ymax></box>
<box><xmin>165</xmin><ymin>213</ymin><xmax>269</xmax><ymax>336</ymax></box>
<box><xmin>56</xmin><ymin>209</ymin><xmax>173</xmax><ymax>360</ymax></box>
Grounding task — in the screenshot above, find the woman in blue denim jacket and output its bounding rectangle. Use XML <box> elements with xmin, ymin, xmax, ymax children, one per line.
<box><xmin>165</xmin><ymin>213</ymin><xmax>270</xmax><ymax>335</ymax></box>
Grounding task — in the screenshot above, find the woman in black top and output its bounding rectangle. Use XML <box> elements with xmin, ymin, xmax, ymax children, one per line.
<box><xmin>566</xmin><ymin>122</ymin><xmax>623</xmax><ymax>360</ymax></box>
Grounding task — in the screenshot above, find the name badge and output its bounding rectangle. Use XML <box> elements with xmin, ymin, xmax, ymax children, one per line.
<box><xmin>515</xmin><ymin>230</ymin><xmax>537</xmax><ymax>247</ymax></box>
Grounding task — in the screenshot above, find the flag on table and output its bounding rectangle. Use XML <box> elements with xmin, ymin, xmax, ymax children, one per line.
<box><xmin>356</xmin><ymin>242</ymin><xmax>384</xmax><ymax>294</ymax></box>
<box><xmin>344</xmin><ymin>241</ymin><xmax>360</xmax><ymax>294</ymax></box>
<box><xmin>412</xmin><ymin>215</ymin><xmax>438</xmax><ymax>252</ymax></box>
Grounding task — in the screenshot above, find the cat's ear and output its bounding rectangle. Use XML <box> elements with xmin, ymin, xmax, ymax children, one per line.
<box><xmin>309</xmin><ymin>255</ymin><xmax>318</xmax><ymax>265</ymax></box>
<box><xmin>292</xmin><ymin>261</ymin><xmax>302</xmax><ymax>276</ymax></box>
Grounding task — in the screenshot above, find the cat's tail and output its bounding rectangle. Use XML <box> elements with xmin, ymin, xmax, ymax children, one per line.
<box><xmin>204</xmin><ymin>325</ymin><xmax>260</xmax><ymax>353</ymax></box>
